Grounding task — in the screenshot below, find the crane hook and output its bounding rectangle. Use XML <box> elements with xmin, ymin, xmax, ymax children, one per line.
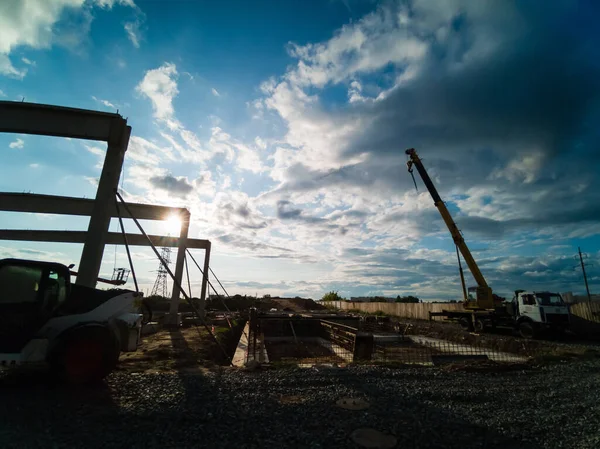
<box><xmin>407</xmin><ymin>160</ymin><xmax>418</xmax><ymax>192</ymax></box>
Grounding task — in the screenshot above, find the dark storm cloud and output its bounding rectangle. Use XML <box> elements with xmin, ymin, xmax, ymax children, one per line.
<box><xmin>457</xmin><ymin>205</ymin><xmax>600</xmax><ymax>239</ymax></box>
<box><xmin>149</xmin><ymin>174</ymin><xmax>193</xmax><ymax>197</ymax></box>
<box><xmin>341</xmin><ymin>247</ymin><xmax>458</xmax><ymax>278</ymax></box>
<box><xmin>276</xmin><ymin>200</ymin><xmax>359</xmax><ymax>237</ymax></box>
<box><xmin>220</xmin><ymin>201</ymin><xmax>268</xmax><ymax>229</ymax></box>
<box><xmin>269</xmin><ymin>2</ymin><xmax>600</xmax><ymax>221</ymax></box>
<box><xmin>345</xmin><ymin>3</ymin><xmax>600</xmax><ymax>160</ymax></box>
<box><xmin>276</xmin><ymin>200</ymin><xmax>304</xmax><ymax>220</ymax></box>
<box><xmin>217</xmin><ymin>234</ymin><xmax>317</xmax><ymax>262</ymax></box>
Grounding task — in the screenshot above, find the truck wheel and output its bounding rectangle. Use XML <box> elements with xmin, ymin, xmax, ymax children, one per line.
<box><xmin>474</xmin><ymin>318</ymin><xmax>485</xmax><ymax>333</ymax></box>
<box><xmin>50</xmin><ymin>326</ymin><xmax>120</xmax><ymax>384</ymax></box>
<box><xmin>518</xmin><ymin>321</ymin><xmax>536</xmax><ymax>339</ymax></box>
<box><xmin>459</xmin><ymin>317</ymin><xmax>471</xmax><ymax>330</ymax></box>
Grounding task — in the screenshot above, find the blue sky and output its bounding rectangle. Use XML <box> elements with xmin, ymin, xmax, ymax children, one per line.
<box><xmin>1</xmin><ymin>0</ymin><xmax>599</xmax><ymax>300</ymax></box>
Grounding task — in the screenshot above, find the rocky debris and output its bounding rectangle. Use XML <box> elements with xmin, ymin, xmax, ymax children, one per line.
<box><xmin>1</xmin><ymin>359</ymin><xmax>600</xmax><ymax>449</ymax></box>
<box><xmin>350</xmin><ymin>428</ymin><xmax>397</xmax><ymax>449</ymax></box>
<box><xmin>336</xmin><ymin>397</ymin><xmax>370</xmax><ymax>410</ymax></box>
<box><xmin>244</xmin><ymin>359</ymin><xmax>261</xmax><ymax>371</ymax></box>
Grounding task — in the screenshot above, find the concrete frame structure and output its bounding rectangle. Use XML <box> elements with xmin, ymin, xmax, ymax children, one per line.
<box><xmin>0</xmin><ymin>101</ymin><xmax>130</xmax><ymax>287</ymax></box>
<box><xmin>0</xmin><ymin>102</ymin><xmax>211</xmax><ymax>315</ymax></box>
<box><xmin>0</xmin><ymin>194</ymin><xmax>211</xmax><ymax>317</ymax></box>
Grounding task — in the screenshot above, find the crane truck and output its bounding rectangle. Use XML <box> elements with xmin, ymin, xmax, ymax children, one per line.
<box><xmin>405</xmin><ymin>148</ymin><xmax>570</xmax><ymax>339</ymax></box>
<box><xmin>0</xmin><ymin>258</ymin><xmax>143</xmax><ymax>383</ymax></box>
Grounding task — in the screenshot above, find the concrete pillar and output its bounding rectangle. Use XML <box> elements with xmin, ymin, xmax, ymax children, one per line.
<box><xmin>200</xmin><ymin>241</ymin><xmax>211</xmax><ymax>303</ymax></box>
<box><xmin>167</xmin><ymin>212</ymin><xmax>190</xmax><ymax>324</ymax></box>
<box><xmin>76</xmin><ymin>121</ymin><xmax>130</xmax><ymax>287</ymax></box>
<box><xmin>353</xmin><ymin>332</ymin><xmax>374</xmax><ymax>361</ymax></box>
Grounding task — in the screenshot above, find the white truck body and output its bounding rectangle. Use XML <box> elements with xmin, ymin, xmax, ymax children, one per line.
<box><xmin>511</xmin><ymin>291</ymin><xmax>570</xmax><ymax>328</ymax></box>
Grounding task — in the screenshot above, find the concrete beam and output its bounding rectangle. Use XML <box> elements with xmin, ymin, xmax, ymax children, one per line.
<box><xmin>0</xmin><ymin>101</ymin><xmax>121</xmax><ymax>141</ymax></box>
<box><xmin>0</xmin><ymin>193</ymin><xmax>189</xmax><ymax>221</ymax></box>
<box><xmin>0</xmin><ymin>230</ymin><xmax>210</xmax><ymax>250</ymax></box>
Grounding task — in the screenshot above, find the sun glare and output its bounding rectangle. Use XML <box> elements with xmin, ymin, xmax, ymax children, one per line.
<box><xmin>163</xmin><ymin>215</ymin><xmax>182</xmax><ymax>236</ymax></box>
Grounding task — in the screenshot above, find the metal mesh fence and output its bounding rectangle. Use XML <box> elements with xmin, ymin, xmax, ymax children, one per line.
<box><xmin>373</xmin><ymin>335</ymin><xmax>527</xmax><ymax>365</ymax></box>
<box><xmin>247</xmin><ymin>315</ymin><xmax>529</xmax><ymax>366</ymax></box>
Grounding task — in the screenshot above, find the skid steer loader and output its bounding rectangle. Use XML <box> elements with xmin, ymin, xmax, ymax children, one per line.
<box><xmin>0</xmin><ymin>258</ymin><xmax>142</xmax><ymax>383</ymax></box>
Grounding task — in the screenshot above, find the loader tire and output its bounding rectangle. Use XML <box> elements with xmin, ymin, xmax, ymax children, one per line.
<box><xmin>49</xmin><ymin>326</ymin><xmax>120</xmax><ymax>384</ymax></box>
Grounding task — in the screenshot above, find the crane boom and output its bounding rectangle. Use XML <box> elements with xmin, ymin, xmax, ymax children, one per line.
<box><xmin>405</xmin><ymin>148</ymin><xmax>494</xmax><ymax>309</ymax></box>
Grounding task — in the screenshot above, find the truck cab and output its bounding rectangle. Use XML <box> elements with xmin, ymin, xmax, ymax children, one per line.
<box><xmin>510</xmin><ymin>290</ymin><xmax>570</xmax><ymax>337</ymax></box>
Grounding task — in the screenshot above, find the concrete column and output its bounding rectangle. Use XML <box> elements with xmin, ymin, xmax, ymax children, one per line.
<box><xmin>76</xmin><ymin>121</ymin><xmax>130</xmax><ymax>287</ymax></box>
<box><xmin>200</xmin><ymin>241</ymin><xmax>211</xmax><ymax>303</ymax></box>
<box><xmin>167</xmin><ymin>212</ymin><xmax>190</xmax><ymax>324</ymax></box>
<box><xmin>196</xmin><ymin>242</ymin><xmax>211</xmax><ymax>317</ymax></box>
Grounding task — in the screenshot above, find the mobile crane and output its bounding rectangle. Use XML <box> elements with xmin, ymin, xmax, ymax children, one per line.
<box><xmin>405</xmin><ymin>148</ymin><xmax>570</xmax><ymax>338</ymax></box>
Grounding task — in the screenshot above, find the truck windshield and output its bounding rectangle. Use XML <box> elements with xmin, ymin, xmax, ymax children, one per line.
<box><xmin>536</xmin><ymin>293</ymin><xmax>564</xmax><ymax>306</ymax></box>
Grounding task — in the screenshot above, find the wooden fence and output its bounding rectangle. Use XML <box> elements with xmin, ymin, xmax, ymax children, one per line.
<box><xmin>568</xmin><ymin>301</ymin><xmax>600</xmax><ymax>334</ymax></box>
<box><xmin>327</xmin><ymin>300</ymin><xmax>600</xmax><ymax>334</ymax></box>
<box><xmin>327</xmin><ymin>301</ymin><xmax>465</xmax><ymax>321</ymax></box>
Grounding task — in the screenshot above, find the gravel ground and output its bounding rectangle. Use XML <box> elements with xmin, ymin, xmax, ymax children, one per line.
<box><xmin>1</xmin><ymin>360</ymin><xmax>599</xmax><ymax>449</ymax></box>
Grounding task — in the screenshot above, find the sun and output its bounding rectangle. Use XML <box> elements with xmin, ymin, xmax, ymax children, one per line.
<box><xmin>163</xmin><ymin>214</ymin><xmax>182</xmax><ymax>236</ymax></box>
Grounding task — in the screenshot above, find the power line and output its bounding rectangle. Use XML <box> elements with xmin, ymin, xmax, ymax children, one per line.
<box><xmin>578</xmin><ymin>247</ymin><xmax>592</xmax><ymax>302</ymax></box>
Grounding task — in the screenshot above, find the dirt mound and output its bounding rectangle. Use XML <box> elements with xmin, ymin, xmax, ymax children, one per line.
<box><xmin>268</xmin><ymin>297</ymin><xmax>326</xmax><ymax>312</ymax></box>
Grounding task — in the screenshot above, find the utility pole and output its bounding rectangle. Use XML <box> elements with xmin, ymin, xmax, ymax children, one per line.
<box><xmin>578</xmin><ymin>247</ymin><xmax>592</xmax><ymax>302</ymax></box>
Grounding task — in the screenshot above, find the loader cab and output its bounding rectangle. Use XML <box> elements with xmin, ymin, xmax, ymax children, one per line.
<box><xmin>0</xmin><ymin>259</ymin><xmax>71</xmax><ymax>353</ymax></box>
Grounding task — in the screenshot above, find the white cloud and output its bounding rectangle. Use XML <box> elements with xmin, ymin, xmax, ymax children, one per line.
<box><xmin>29</xmin><ymin>163</ymin><xmax>40</xmax><ymax>168</ymax></box>
<box><xmin>127</xmin><ymin>135</ymin><xmax>174</xmax><ymax>165</ymax></box>
<box><xmin>124</xmin><ymin>21</ymin><xmax>140</xmax><ymax>47</ymax></box>
<box><xmin>0</xmin><ymin>245</ymin><xmax>67</xmax><ymax>263</ymax></box>
<box><xmin>21</xmin><ymin>57</ymin><xmax>35</xmax><ymax>66</ymax></box>
<box><xmin>0</xmin><ymin>54</ymin><xmax>27</xmax><ymax>79</ymax></box>
<box><xmin>254</xmin><ymin>136</ymin><xmax>267</xmax><ymax>150</ymax></box>
<box><xmin>221</xmin><ymin>175</ymin><xmax>232</xmax><ymax>189</ymax></box>
<box><xmin>91</xmin><ymin>95</ymin><xmax>118</xmax><ymax>109</ymax></box>
<box><xmin>0</xmin><ymin>89</ymin><xmax>5</xmax><ymax>97</ymax></box>
<box><xmin>285</xmin><ymin>5</ymin><xmax>428</xmax><ymax>88</ymax></box>
<box><xmin>235</xmin><ymin>142</ymin><xmax>265</xmax><ymax>174</ymax></box>
<box><xmin>9</xmin><ymin>138</ymin><xmax>24</xmax><ymax>149</ymax></box>
<box><xmin>84</xmin><ymin>144</ymin><xmax>105</xmax><ymax>156</ymax></box>
<box><xmin>0</xmin><ymin>0</ymin><xmax>137</xmax><ymax>78</ymax></box>
<box><xmin>205</xmin><ymin>127</ymin><xmax>265</xmax><ymax>173</ymax></box>
<box><xmin>124</xmin><ymin>8</ymin><xmax>145</xmax><ymax>49</ymax></box>
<box><xmin>211</xmin><ymin>88</ymin><xmax>220</xmax><ymax>97</ymax></box>
<box><xmin>490</xmin><ymin>152</ymin><xmax>545</xmax><ymax>184</ymax></box>
<box><xmin>136</xmin><ymin>63</ymin><xmax>213</xmax><ymax>166</ymax></box>
<box><xmin>93</xmin><ymin>0</ymin><xmax>135</xmax><ymax>7</ymax></box>
<box><xmin>136</xmin><ymin>62</ymin><xmax>179</xmax><ymax>121</ymax></box>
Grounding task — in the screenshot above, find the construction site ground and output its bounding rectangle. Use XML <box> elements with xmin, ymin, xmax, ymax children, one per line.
<box><xmin>3</xmin><ymin>300</ymin><xmax>600</xmax><ymax>448</ymax></box>
<box><xmin>392</xmin><ymin>316</ymin><xmax>600</xmax><ymax>362</ymax></box>
<box><xmin>117</xmin><ymin>320</ymin><xmax>244</xmax><ymax>374</ymax></box>
<box><xmin>123</xmin><ymin>299</ymin><xmax>600</xmax><ymax>374</ymax></box>
<box><xmin>2</xmin><ymin>360</ymin><xmax>600</xmax><ymax>449</ymax></box>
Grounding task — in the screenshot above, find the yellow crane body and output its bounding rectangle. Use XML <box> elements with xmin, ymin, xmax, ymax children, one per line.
<box><xmin>405</xmin><ymin>148</ymin><xmax>494</xmax><ymax>310</ymax></box>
